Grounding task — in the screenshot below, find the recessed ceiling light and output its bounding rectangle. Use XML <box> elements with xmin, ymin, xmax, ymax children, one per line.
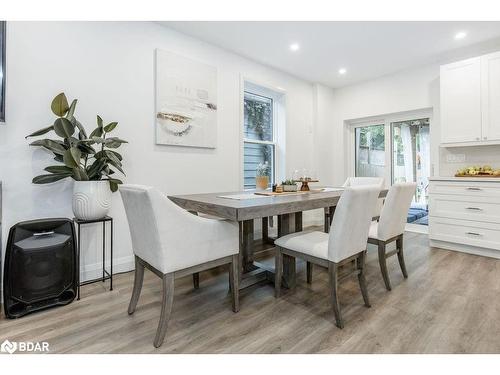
<box><xmin>455</xmin><ymin>31</ymin><xmax>467</xmax><ymax>40</ymax></box>
<box><xmin>289</xmin><ymin>43</ymin><xmax>300</xmax><ymax>52</ymax></box>
<box><xmin>338</xmin><ymin>68</ymin><xmax>347</xmax><ymax>75</ymax></box>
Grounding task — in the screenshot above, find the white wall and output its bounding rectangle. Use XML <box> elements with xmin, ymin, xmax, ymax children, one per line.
<box><xmin>0</xmin><ymin>21</ymin><xmax>316</xmax><ymax>280</ymax></box>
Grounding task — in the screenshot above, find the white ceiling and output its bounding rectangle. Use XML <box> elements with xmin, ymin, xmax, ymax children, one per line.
<box><xmin>161</xmin><ymin>21</ymin><xmax>500</xmax><ymax>88</ymax></box>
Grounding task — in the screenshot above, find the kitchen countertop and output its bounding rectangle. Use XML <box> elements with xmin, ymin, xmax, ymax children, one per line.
<box><xmin>430</xmin><ymin>176</ymin><xmax>500</xmax><ymax>182</ymax></box>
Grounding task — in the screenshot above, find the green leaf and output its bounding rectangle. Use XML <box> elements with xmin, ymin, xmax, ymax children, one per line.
<box><xmin>26</xmin><ymin>125</ymin><xmax>54</xmax><ymax>138</ymax></box>
<box><xmin>107</xmin><ymin>178</ymin><xmax>123</xmax><ymax>192</ymax></box>
<box><xmin>107</xmin><ymin>156</ymin><xmax>125</xmax><ymax>175</ymax></box>
<box><xmin>89</xmin><ymin>127</ymin><xmax>104</xmax><ymax>138</ymax></box>
<box><xmin>44</xmin><ymin>165</ymin><xmax>73</xmax><ymax>174</ymax></box>
<box><xmin>29</xmin><ymin>139</ymin><xmax>67</xmax><ymax>155</ymax></box>
<box><xmin>63</xmin><ymin>147</ymin><xmax>81</xmax><ymax>168</ymax></box>
<box><xmin>70</xmin><ymin>117</ymin><xmax>88</xmax><ymax>139</ymax></box>
<box><xmin>54</xmin><ymin>154</ymin><xmax>64</xmax><ymax>163</ymax></box>
<box><xmin>33</xmin><ymin>173</ymin><xmax>70</xmax><ymax>184</ymax></box>
<box><xmin>72</xmin><ymin>167</ymin><xmax>89</xmax><ymax>181</ymax></box>
<box><xmin>77</xmin><ymin>142</ymin><xmax>96</xmax><ymax>155</ymax></box>
<box><xmin>97</xmin><ymin>115</ymin><xmax>103</xmax><ymax>128</ymax></box>
<box><xmin>108</xmin><ymin>150</ymin><xmax>123</xmax><ymax>161</ymax></box>
<box><xmin>103</xmin><ymin>122</ymin><xmax>118</xmax><ymax>133</ymax></box>
<box><xmin>104</xmin><ymin>137</ymin><xmax>128</xmax><ymax>149</ymax></box>
<box><xmin>53</xmin><ymin>118</ymin><xmax>75</xmax><ymax>138</ymax></box>
<box><xmin>51</xmin><ymin>93</ymin><xmax>69</xmax><ymax>117</ymax></box>
<box><xmin>86</xmin><ymin>159</ymin><xmax>106</xmax><ymax>180</ymax></box>
<box><xmin>66</xmin><ymin>99</ymin><xmax>77</xmax><ymax>119</ymax></box>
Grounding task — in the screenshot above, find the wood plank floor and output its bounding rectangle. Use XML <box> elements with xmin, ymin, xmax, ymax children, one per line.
<box><xmin>1</xmin><ymin>231</ymin><xmax>500</xmax><ymax>354</ymax></box>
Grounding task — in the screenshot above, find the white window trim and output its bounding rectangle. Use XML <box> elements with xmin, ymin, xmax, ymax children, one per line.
<box><xmin>239</xmin><ymin>76</ymin><xmax>286</xmax><ymax>191</ymax></box>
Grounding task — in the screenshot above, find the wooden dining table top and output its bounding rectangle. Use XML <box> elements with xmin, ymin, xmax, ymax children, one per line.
<box><xmin>169</xmin><ymin>187</ymin><xmax>388</xmax><ymax>221</ymax></box>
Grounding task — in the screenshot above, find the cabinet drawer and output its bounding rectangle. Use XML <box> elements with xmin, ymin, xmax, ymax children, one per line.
<box><xmin>429</xmin><ymin>194</ymin><xmax>500</xmax><ymax>223</ymax></box>
<box><xmin>429</xmin><ymin>217</ymin><xmax>500</xmax><ymax>250</ymax></box>
<box><xmin>430</xmin><ymin>182</ymin><xmax>500</xmax><ymax>199</ymax></box>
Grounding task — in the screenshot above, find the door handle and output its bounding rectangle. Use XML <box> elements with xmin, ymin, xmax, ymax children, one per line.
<box><xmin>33</xmin><ymin>231</ymin><xmax>55</xmax><ymax>236</ymax></box>
<box><xmin>466</xmin><ymin>187</ymin><xmax>482</xmax><ymax>191</ymax></box>
<box><xmin>465</xmin><ymin>207</ymin><xmax>483</xmax><ymax>211</ymax></box>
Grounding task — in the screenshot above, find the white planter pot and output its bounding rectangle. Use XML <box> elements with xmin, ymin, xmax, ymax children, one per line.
<box><xmin>72</xmin><ymin>181</ymin><xmax>112</xmax><ymax>220</ymax></box>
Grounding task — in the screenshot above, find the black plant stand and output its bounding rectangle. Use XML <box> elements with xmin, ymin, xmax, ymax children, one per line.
<box><xmin>73</xmin><ymin>216</ymin><xmax>113</xmax><ymax>300</ymax></box>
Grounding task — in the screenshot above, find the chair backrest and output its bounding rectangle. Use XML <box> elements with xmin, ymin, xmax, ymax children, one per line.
<box><xmin>343</xmin><ymin>177</ymin><xmax>385</xmax><ymax>218</ymax></box>
<box><xmin>377</xmin><ymin>182</ymin><xmax>417</xmax><ymax>241</ymax></box>
<box><xmin>328</xmin><ymin>186</ymin><xmax>380</xmax><ymax>263</ymax></box>
<box><xmin>343</xmin><ymin>177</ymin><xmax>384</xmax><ymax>188</ymax></box>
<box><xmin>120</xmin><ymin>184</ymin><xmax>197</xmax><ymax>273</ymax></box>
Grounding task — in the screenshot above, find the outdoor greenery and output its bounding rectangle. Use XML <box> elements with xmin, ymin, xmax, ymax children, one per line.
<box><xmin>256</xmin><ymin>161</ymin><xmax>271</xmax><ymax>177</ymax></box>
<box><xmin>26</xmin><ymin>93</ymin><xmax>127</xmax><ymax>192</ymax></box>
<box><xmin>358</xmin><ymin>125</ymin><xmax>385</xmax><ymax>150</ymax></box>
<box><xmin>244</xmin><ymin>94</ymin><xmax>272</xmax><ymax>141</ymax></box>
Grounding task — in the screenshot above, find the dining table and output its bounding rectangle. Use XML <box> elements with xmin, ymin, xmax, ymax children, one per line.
<box><xmin>169</xmin><ymin>187</ymin><xmax>388</xmax><ymax>290</ymax></box>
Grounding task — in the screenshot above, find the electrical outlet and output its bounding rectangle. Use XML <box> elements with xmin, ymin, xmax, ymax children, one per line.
<box><xmin>446</xmin><ymin>154</ymin><xmax>466</xmax><ymax>163</ymax></box>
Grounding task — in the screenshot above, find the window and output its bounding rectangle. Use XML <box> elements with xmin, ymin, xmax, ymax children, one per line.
<box><xmin>243</xmin><ymin>90</ymin><xmax>276</xmax><ymax>189</ymax></box>
<box><xmin>0</xmin><ymin>21</ymin><xmax>5</xmax><ymax>122</ymax></box>
<box><xmin>355</xmin><ymin>124</ymin><xmax>385</xmax><ymax>178</ymax></box>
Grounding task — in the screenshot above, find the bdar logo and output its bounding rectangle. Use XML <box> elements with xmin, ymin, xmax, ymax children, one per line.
<box><xmin>1</xmin><ymin>340</ymin><xmax>17</xmax><ymax>354</ymax></box>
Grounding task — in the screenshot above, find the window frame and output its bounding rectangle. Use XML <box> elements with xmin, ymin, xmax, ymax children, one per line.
<box><xmin>0</xmin><ymin>21</ymin><xmax>6</xmax><ymax>123</ymax></box>
<box><xmin>241</xmin><ymin>83</ymin><xmax>281</xmax><ymax>190</ymax></box>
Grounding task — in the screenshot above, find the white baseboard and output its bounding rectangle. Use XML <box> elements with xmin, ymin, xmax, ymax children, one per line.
<box><xmin>430</xmin><ymin>239</ymin><xmax>500</xmax><ymax>259</ymax></box>
<box><xmin>80</xmin><ymin>255</ymin><xmax>134</xmax><ymax>282</ymax></box>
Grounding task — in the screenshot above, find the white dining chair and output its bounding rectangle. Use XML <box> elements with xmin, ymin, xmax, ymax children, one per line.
<box><xmin>323</xmin><ymin>177</ymin><xmax>384</xmax><ymax>233</ymax></box>
<box><xmin>120</xmin><ymin>184</ymin><xmax>240</xmax><ymax>348</ymax></box>
<box><xmin>274</xmin><ymin>186</ymin><xmax>381</xmax><ymax>328</ymax></box>
<box><xmin>368</xmin><ymin>182</ymin><xmax>416</xmax><ymax>291</ymax></box>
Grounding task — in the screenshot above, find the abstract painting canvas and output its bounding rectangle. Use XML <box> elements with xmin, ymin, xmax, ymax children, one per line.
<box><xmin>155</xmin><ymin>49</ymin><xmax>217</xmax><ymax>148</ymax></box>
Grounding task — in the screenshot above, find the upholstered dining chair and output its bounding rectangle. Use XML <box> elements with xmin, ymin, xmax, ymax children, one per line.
<box><xmin>274</xmin><ymin>186</ymin><xmax>380</xmax><ymax>328</ymax></box>
<box><xmin>368</xmin><ymin>182</ymin><xmax>416</xmax><ymax>291</ymax></box>
<box><xmin>323</xmin><ymin>177</ymin><xmax>384</xmax><ymax>233</ymax></box>
<box><xmin>120</xmin><ymin>184</ymin><xmax>240</xmax><ymax>348</ymax></box>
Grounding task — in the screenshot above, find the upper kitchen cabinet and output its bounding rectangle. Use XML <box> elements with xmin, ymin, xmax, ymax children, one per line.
<box><xmin>481</xmin><ymin>51</ymin><xmax>500</xmax><ymax>141</ymax></box>
<box><xmin>440</xmin><ymin>51</ymin><xmax>500</xmax><ymax>146</ymax></box>
<box><xmin>440</xmin><ymin>57</ymin><xmax>482</xmax><ymax>144</ymax></box>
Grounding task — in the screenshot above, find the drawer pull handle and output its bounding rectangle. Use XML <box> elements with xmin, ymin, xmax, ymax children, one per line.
<box><xmin>466</xmin><ymin>207</ymin><xmax>483</xmax><ymax>211</ymax></box>
<box><xmin>466</xmin><ymin>187</ymin><xmax>482</xmax><ymax>191</ymax></box>
<box><xmin>466</xmin><ymin>232</ymin><xmax>482</xmax><ymax>236</ymax></box>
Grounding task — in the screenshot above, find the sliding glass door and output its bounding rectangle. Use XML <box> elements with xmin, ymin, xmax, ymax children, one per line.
<box><xmin>391</xmin><ymin>118</ymin><xmax>430</xmax><ymax>225</ymax></box>
<box><xmin>353</xmin><ymin>115</ymin><xmax>431</xmax><ymax>227</ymax></box>
<box><xmin>355</xmin><ymin>124</ymin><xmax>386</xmax><ymax>179</ymax></box>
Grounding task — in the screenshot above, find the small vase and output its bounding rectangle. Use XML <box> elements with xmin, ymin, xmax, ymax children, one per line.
<box><xmin>72</xmin><ymin>181</ymin><xmax>112</xmax><ymax>220</ymax></box>
<box><xmin>283</xmin><ymin>184</ymin><xmax>298</xmax><ymax>192</ymax></box>
<box><xmin>255</xmin><ymin>176</ymin><xmax>269</xmax><ymax>190</ymax></box>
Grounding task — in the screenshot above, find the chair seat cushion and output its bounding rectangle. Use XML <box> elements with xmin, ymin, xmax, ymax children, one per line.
<box><xmin>274</xmin><ymin>230</ymin><xmax>329</xmax><ymax>260</ymax></box>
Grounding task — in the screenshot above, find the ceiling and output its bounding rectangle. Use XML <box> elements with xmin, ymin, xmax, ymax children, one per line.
<box><xmin>161</xmin><ymin>21</ymin><xmax>500</xmax><ymax>88</ymax></box>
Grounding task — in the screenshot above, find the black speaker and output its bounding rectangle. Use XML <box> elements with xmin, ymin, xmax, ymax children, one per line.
<box><xmin>3</xmin><ymin>218</ymin><xmax>77</xmax><ymax>318</ymax></box>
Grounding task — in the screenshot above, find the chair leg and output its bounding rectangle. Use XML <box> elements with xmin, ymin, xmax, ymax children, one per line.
<box><xmin>306</xmin><ymin>261</ymin><xmax>313</xmax><ymax>284</ymax></box>
<box><xmin>128</xmin><ymin>256</ymin><xmax>145</xmax><ymax>315</ymax></box>
<box><xmin>154</xmin><ymin>273</ymin><xmax>175</xmax><ymax>348</ymax></box>
<box><xmin>396</xmin><ymin>235</ymin><xmax>408</xmax><ymax>278</ymax></box>
<box><xmin>229</xmin><ymin>254</ymin><xmax>240</xmax><ymax>313</ymax></box>
<box><xmin>275</xmin><ymin>246</ymin><xmax>283</xmax><ymax>298</ymax></box>
<box><xmin>357</xmin><ymin>251</ymin><xmax>371</xmax><ymax>308</ymax></box>
<box><xmin>193</xmin><ymin>272</ymin><xmax>200</xmax><ymax>289</ymax></box>
<box><xmin>324</xmin><ymin>207</ymin><xmax>330</xmax><ymax>233</ymax></box>
<box><xmin>378</xmin><ymin>242</ymin><xmax>392</xmax><ymax>291</ymax></box>
<box><xmin>328</xmin><ymin>262</ymin><xmax>344</xmax><ymax>329</ymax></box>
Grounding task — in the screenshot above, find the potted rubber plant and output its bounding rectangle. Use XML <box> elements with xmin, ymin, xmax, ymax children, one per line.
<box><xmin>26</xmin><ymin>93</ymin><xmax>127</xmax><ymax>220</ymax></box>
<box><xmin>255</xmin><ymin>161</ymin><xmax>270</xmax><ymax>190</ymax></box>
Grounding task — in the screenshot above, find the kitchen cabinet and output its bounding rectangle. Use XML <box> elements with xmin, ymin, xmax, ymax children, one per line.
<box><xmin>429</xmin><ymin>178</ymin><xmax>500</xmax><ymax>259</ymax></box>
<box><xmin>481</xmin><ymin>51</ymin><xmax>500</xmax><ymax>141</ymax></box>
<box><xmin>440</xmin><ymin>51</ymin><xmax>500</xmax><ymax>146</ymax></box>
<box><xmin>440</xmin><ymin>57</ymin><xmax>482</xmax><ymax>144</ymax></box>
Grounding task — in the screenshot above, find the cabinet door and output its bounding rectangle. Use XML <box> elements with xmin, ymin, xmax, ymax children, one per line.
<box><xmin>481</xmin><ymin>51</ymin><xmax>500</xmax><ymax>141</ymax></box>
<box><xmin>440</xmin><ymin>57</ymin><xmax>482</xmax><ymax>143</ymax></box>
